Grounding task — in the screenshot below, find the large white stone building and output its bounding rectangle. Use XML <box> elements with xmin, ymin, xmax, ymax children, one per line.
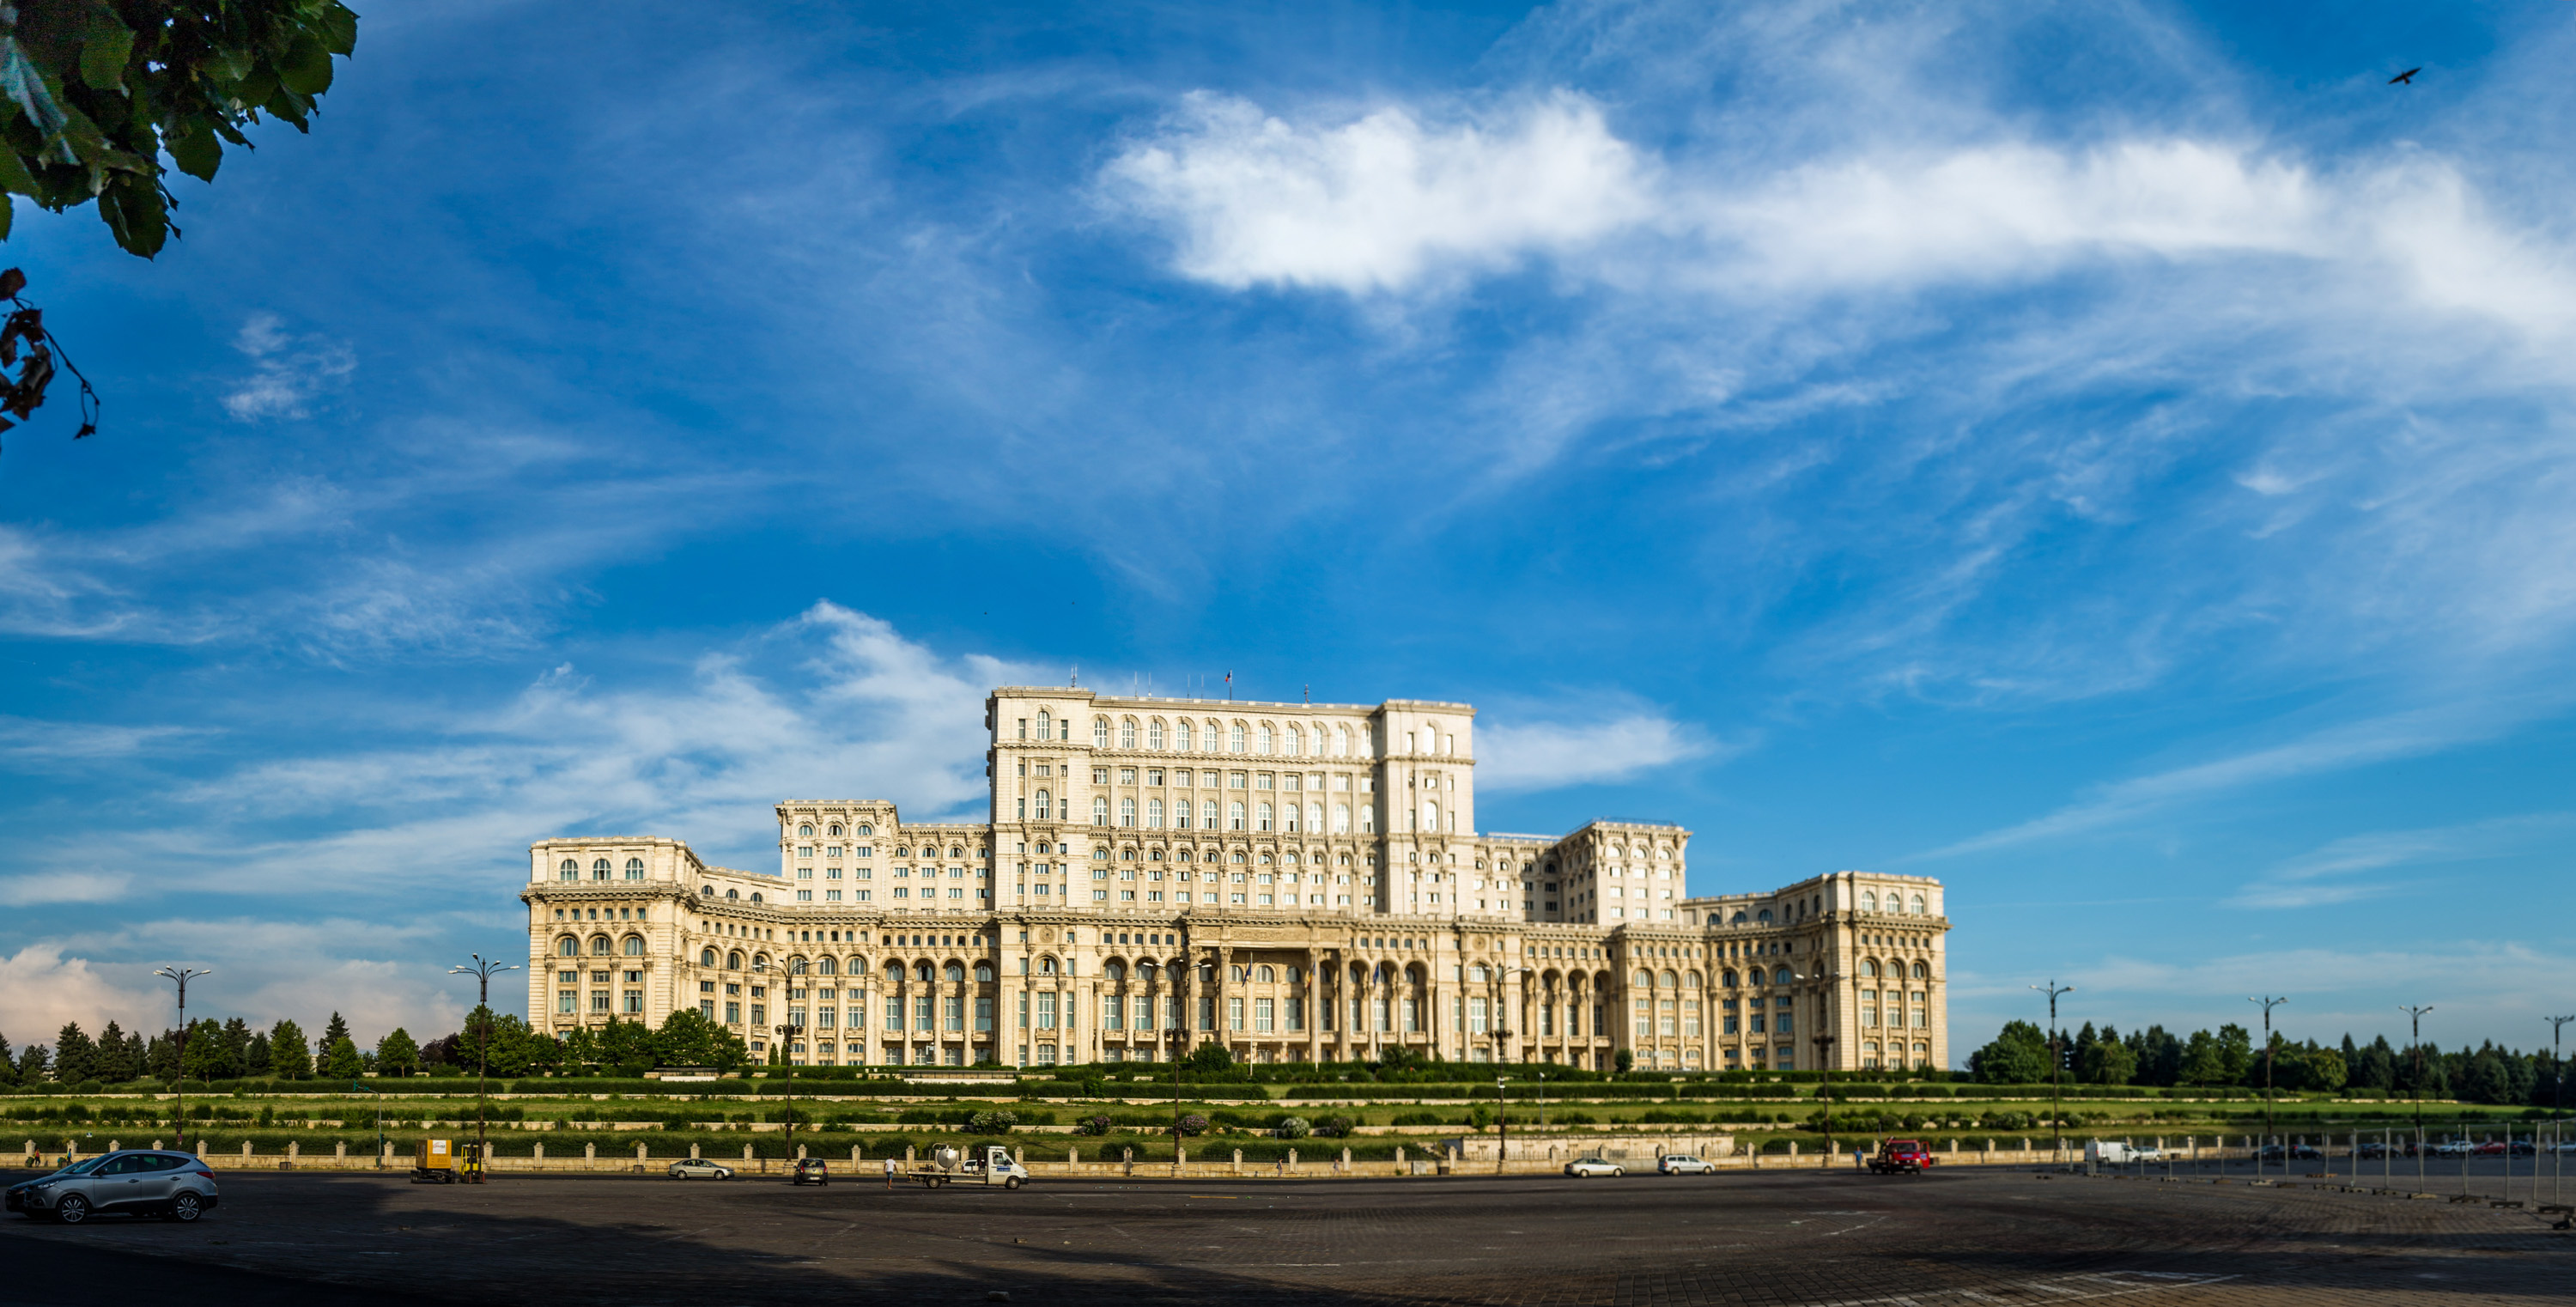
<box><xmin>523</xmin><ymin>687</ymin><xmax>1949</xmax><ymax>1072</ymax></box>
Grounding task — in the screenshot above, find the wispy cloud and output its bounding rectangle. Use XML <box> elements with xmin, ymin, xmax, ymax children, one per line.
<box><xmin>2226</xmin><ymin>812</ymin><xmax>2576</xmax><ymax>909</ymax></box>
<box><xmin>222</xmin><ymin>313</ymin><xmax>356</xmax><ymax>421</ymax></box>
<box><xmin>1478</xmin><ymin>698</ymin><xmax>1721</xmax><ymax>793</ymax></box>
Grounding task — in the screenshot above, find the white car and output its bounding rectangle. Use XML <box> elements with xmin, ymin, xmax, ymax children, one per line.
<box><xmin>668</xmin><ymin>1158</ymin><xmax>735</xmax><ymax>1180</ymax></box>
<box><xmin>1657</xmin><ymin>1154</ymin><xmax>1717</xmax><ymax>1175</ymax></box>
<box><xmin>1564</xmin><ymin>1158</ymin><xmax>1625</xmax><ymax>1177</ymax></box>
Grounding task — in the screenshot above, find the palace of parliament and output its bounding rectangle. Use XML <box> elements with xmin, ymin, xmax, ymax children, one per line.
<box><xmin>522</xmin><ymin>687</ymin><xmax>1950</xmax><ymax>1073</ymax></box>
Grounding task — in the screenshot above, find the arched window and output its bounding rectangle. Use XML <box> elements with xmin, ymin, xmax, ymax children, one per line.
<box><xmin>817</xmin><ymin>957</ymin><xmax>837</xmax><ymax>976</ymax></box>
<box><xmin>1254</xmin><ymin>964</ymin><xmax>1274</xmax><ymax>982</ymax></box>
<box><xmin>856</xmin><ymin>824</ymin><xmax>873</xmax><ymax>836</ymax></box>
<box><xmin>915</xmin><ymin>960</ymin><xmax>935</xmax><ymax>983</ymax></box>
<box><xmin>1149</xmin><ymin>719</ymin><xmax>1165</xmax><ymax>750</ymax></box>
<box><xmin>945</xmin><ymin>961</ymin><xmax>965</xmax><ymax>983</ymax></box>
<box><xmin>1860</xmin><ymin>890</ymin><xmax>1878</xmax><ymax>912</ymax></box>
<box><xmin>1094</xmin><ymin>717</ymin><xmax>1110</xmax><ymax>747</ymax></box>
<box><xmin>1256</xmin><ymin>802</ymin><xmax>1273</xmax><ymax>831</ymax></box>
<box><xmin>728</xmin><ymin>951</ymin><xmax>744</xmax><ymax>970</ymax></box>
<box><xmin>1146</xmin><ymin>798</ymin><xmax>1164</xmax><ymax>827</ymax></box>
<box><xmin>1287</xmin><ymin>726</ymin><xmax>1303</xmax><ymax>756</ymax></box>
<box><xmin>1424</xmin><ymin>800</ymin><xmax>1439</xmax><ymax>831</ymax></box>
<box><xmin>591</xmin><ymin>858</ymin><xmax>611</xmax><ymax>880</ymax></box>
<box><xmin>624</xmin><ymin>857</ymin><xmax>645</xmax><ymax>880</ymax></box>
<box><xmin>1911</xmin><ymin>961</ymin><xmax>1929</xmax><ymax>979</ymax></box>
<box><xmin>1660</xmin><ymin>970</ymin><xmax>1678</xmax><ymax>988</ymax></box>
<box><xmin>1757</xmin><ymin>909</ymin><xmax>1773</xmax><ymax>923</ymax></box>
<box><xmin>557</xmin><ymin>859</ymin><xmax>578</xmax><ymax>881</ymax></box>
<box><xmin>557</xmin><ymin>935</ymin><xmax>580</xmax><ymax>957</ymax></box>
<box><xmin>726</xmin><ymin>888</ymin><xmax>739</xmax><ymax>899</ymax></box>
<box><xmin>1862</xmin><ymin>959</ymin><xmax>1880</xmax><ymax>977</ymax></box>
<box><xmin>788</xmin><ymin>957</ymin><xmax>809</xmax><ymax>976</ymax></box>
<box><xmin>1634</xmin><ymin>969</ymin><xmax>1652</xmax><ymax>988</ymax></box>
<box><xmin>799</xmin><ymin>824</ymin><xmax>813</xmax><ymax>837</ymax></box>
<box><xmin>1040</xmin><ymin>956</ymin><xmax>1059</xmax><ymax>976</ymax></box>
<box><xmin>1333</xmin><ymin>803</ymin><xmax>1351</xmax><ymax>833</ymax></box>
<box><xmin>750</xmin><ymin>892</ymin><xmax>762</xmax><ymax>903</ymax></box>
<box><xmin>974</xmin><ymin>962</ymin><xmax>995</xmax><ymax>982</ymax></box>
<box><xmin>1037</xmin><ymin>709</ymin><xmax>1051</xmax><ymax>738</ymax></box>
<box><xmin>1686</xmin><ymin>970</ymin><xmax>1703</xmax><ymax>988</ymax></box>
<box><xmin>1257</xmin><ymin>723</ymin><xmax>1273</xmax><ymax>753</ymax></box>
<box><xmin>1104</xmin><ymin>960</ymin><xmax>1127</xmax><ymax>982</ymax></box>
<box><xmin>1230</xmin><ymin>722</ymin><xmax>1246</xmax><ymax>752</ymax></box>
<box><xmin>1176</xmin><ymin>719</ymin><xmax>1194</xmax><ymax>751</ymax></box>
<box><xmin>700</xmin><ymin>948</ymin><xmax>717</xmax><ymax>966</ymax></box>
<box><xmin>1093</xmin><ymin>796</ymin><xmax>1110</xmax><ymax>825</ymax></box>
<box><xmin>1121</xmin><ymin>797</ymin><xmax>1136</xmax><ymax>827</ymax></box>
<box><xmin>1773</xmin><ymin>966</ymin><xmax>1793</xmax><ymax>985</ymax></box>
<box><xmin>1228</xmin><ymin>801</ymin><xmax>1246</xmax><ymax>830</ymax></box>
<box><xmin>1334</xmin><ymin>724</ymin><xmax>1350</xmax><ymax>756</ymax></box>
<box><xmin>623</xmin><ymin>935</ymin><xmax>644</xmax><ymax>956</ymax></box>
<box><xmin>884</xmin><ymin>960</ymin><xmax>905</xmax><ymax>982</ymax></box>
<box><xmin>1139</xmin><ymin>960</ymin><xmax>1158</xmax><ymax>982</ymax></box>
<box><xmin>589</xmin><ymin>935</ymin><xmax>611</xmax><ymax>956</ymax></box>
<box><xmin>1034</xmin><ymin>789</ymin><xmax>1052</xmax><ymax>820</ymax></box>
<box><xmin>829</xmin><ymin>824</ymin><xmax>842</xmax><ymax>836</ymax></box>
<box><xmin>1909</xmin><ymin>895</ymin><xmax>1927</xmax><ymax>915</ymax></box>
<box><xmin>1121</xmin><ymin>718</ymin><xmax>1138</xmax><ymax>749</ymax></box>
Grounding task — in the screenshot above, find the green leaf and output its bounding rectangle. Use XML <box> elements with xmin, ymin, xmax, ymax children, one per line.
<box><xmin>76</xmin><ymin>9</ymin><xmax>132</xmax><ymax>94</ymax></box>
<box><xmin>278</xmin><ymin>33</ymin><xmax>334</xmax><ymax>97</ymax></box>
<box><xmin>0</xmin><ymin>139</ymin><xmax>40</xmax><ymax>198</ymax></box>
<box><xmin>96</xmin><ymin>173</ymin><xmax>166</xmax><ymax>258</ymax></box>
<box><xmin>165</xmin><ymin>124</ymin><xmax>220</xmax><ymax>183</ymax></box>
<box><xmin>0</xmin><ymin>40</ymin><xmax>71</xmax><ymax>162</ymax></box>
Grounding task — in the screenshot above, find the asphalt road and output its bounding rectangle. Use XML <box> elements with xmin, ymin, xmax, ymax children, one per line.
<box><xmin>3</xmin><ymin>1164</ymin><xmax>2568</xmax><ymax>1307</ymax></box>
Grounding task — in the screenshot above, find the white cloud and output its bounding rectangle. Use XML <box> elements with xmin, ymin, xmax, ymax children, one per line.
<box><xmin>222</xmin><ymin>313</ymin><xmax>355</xmax><ymax>421</ymax></box>
<box><xmin>1100</xmin><ymin>90</ymin><xmax>1652</xmax><ymax>294</ymax></box>
<box><xmin>0</xmin><ymin>945</ymin><xmax>168</xmax><ymax>1042</ymax></box>
<box><xmin>1478</xmin><ymin>704</ymin><xmax>1716</xmax><ymax>793</ymax></box>
<box><xmin>2225</xmin><ymin>812</ymin><xmax>2575</xmax><ymax>909</ymax></box>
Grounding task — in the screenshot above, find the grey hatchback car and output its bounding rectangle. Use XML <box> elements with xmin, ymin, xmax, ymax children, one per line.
<box><xmin>5</xmin><ymin>1150</ymin><xmax>222</xmax><ymax>1224</ymax></box>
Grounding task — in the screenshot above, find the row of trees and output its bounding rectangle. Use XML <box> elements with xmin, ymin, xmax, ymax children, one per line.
<box><xmin>0</xmin><ymin>1008</ymin><xmax>752</xmax><ymax>1086</ymax></box>
<box><xmin>1967</xmin><ymin>1020</ymin><xmax>2570</xmax><ymax>1107</ymax></box>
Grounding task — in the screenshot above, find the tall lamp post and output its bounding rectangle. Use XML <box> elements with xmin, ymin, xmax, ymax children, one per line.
<box><xmin>154</xmin><ymin>967</ymin><xmax>210</xmax><ymax>1153</ymax></box>
<box><xmin>774</xmin><ymin>1018</ymin><xmax>803</xmax><ymax>1161</ymax></box>
<box><xmin>2399</xmin><ymin>1005</ymin><xmax>2433</xmax><ymax>1186</ymax></box>
<box><xmin>1793</xmin><ymin>967</ymin><xmax>1841</xmax><ymax>1165</ymax></box>
<box><xmin>449</xmin><ymin>954</ymin><xmax>519</xmax><ymax>1182</ymax></box>
<box><xmin>2031</xmin><ymin>981</ymin><xmax>2075</xmax><ymax>1161</ymax></box>
<box><xmin>1494</xmin><ymin>1075</ymin><xmax>1510</xmax><ymax>1174</ymax></box>
<box><xmin>2546</xmin><ymin>1014</ymin><xmax>2572</xmax><ymax>1207</ymax></box>
<box><xmin>2249</xmin><ymin>995</ymin><xmax>2287</xmax><ymax>1174</ymax></box>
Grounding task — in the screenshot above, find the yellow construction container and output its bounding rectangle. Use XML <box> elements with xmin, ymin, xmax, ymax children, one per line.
<box><xmin>413</xmin><ymin>1139</ymin><xmax>457</xmax><ymax>1183</ymax></box>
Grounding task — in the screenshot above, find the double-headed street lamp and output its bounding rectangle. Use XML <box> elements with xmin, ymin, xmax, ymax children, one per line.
<box><xmin>774</xmin><ymin>1018</ymin><xmax>804</xmax><ymax>1158</ymax></box>
<box><xmin>1495</xmin><ymin>1075</ymin><xmax>1510</xmax><ymax>1174</ymax></box>
<box><xmin>2249</xmin><ymin>995</ymin><xmax>2287</xmax><ymax>1170</ymax></box>
<box><xmin>2031</xmin><ymin>982</ymin><xmax>2075</xmax><ymax>1159</ymax></box>
<box><xmin>1790</xmin><ymin>967</ymin><xmax>1841</xmax><ymax>1165</ymax></box>
<box><xmin>449</xmin><ymin>954</ymin><xmax>519</xmax><ymax>1182</ymax></box>
<box><xmin>154</xmin><ymin>967</ymin><xmax>210</xmax><ymax>1152</ymax></box>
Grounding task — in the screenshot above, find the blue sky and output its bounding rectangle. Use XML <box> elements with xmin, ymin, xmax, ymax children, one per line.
<box><xmin>3</xmin><ymin>0</ymin><xmax>2571</xmax><ymax>1061</ymax></box>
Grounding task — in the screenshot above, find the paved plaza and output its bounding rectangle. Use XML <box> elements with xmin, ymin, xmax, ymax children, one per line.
<box><xmin>3</xmin><ymin>1164</ymin><xmax>2568</xmax><ymax>1307</ymax></box>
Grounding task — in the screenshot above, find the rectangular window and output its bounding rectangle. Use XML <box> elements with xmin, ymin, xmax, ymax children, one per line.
<box><xmin>1103</xmin><ymin>994</ymin><xmax>1125</xmax><ymax>1030</ymax></box>
<box><xmin>886</xmin><ymin>996</ymin><xmax>904</xmax><ymax>1030</ymax></box>
<box><xmin>1287</xmin><ymin>997</ymin><xmax>1304</xmax><ymax>1031</ymax></box>
<box><xmin>848</xmin><ymin>1005</ymin><xmax>864</xmax><ymax>1030</ymax></box>
<box><xmin>750</xmin><ymin>1003</ymin><xmax>766</xmax><ymax>1025</ymax></box>
<box><xmin>1255</xmin><ymin>997</ymin><xmax>1274</xmax><ymax>1032</ymax></box>
<box><xmin>945</xmin><ymin>996</ymin><xmax>964</xmax><ymax>1031</ymax></box>
<box><xmin>1038</xmin><ymin>992</ymin><xmax>1059</xmax><ymax>1030</ymax></box>
<box><xmin>1778</xmin><ymin>1014</ymin><xmax>1795</xmax><ymax>1035</ymax></box>
<box><xmin>698</xmin><ymin>999</ymin><xmax>715</xmax><ymax>1020</ymax></box>
<box><xmin>1751</xmin><ymin>1014</ymin><xmax>1766</xmax><ymax>1034</ymax></box>
<box><xmin>591</xmin><ymin>991</ymin><xmax>611</xmax><ymax>1013</ymax></box>
<box><xmin>1199</xmin><ymin>994</ymin><xmax>1216</xmax><ymax>1030</ymax></box>
<box><xmin>558</xmin><ymin>991</ymin><xmax>577</xmax><ymax>1014</ymax></box>
<box><xmin>1470</xmin><ymin>995</ymin><xmax>1489</xmax><ymax>1034</ymax></box>
<box><xmin>1230</xmin><ymin>996</ymin><xmax>1246</xmax><ymax>1030</ymax></box>
<box><xmin>916</xmin><ymin>995</ymin><xmax>934</xmax><ymax>1029</ymax></box>
<box><xmin>725</xmin><ymin>1001</ymin><xmax>741</xmax><ymax>1024</ymax></box>
<box><xmin>1403</xmin><ymin>996</ymin><xmax>1420</xmax><ymax>1033</ymax></box>
<box><xmin>975</xmin><ymin>996</ymin><xmax>994</xmax><ymax>1031</ymax></box>
<box><xmin>626</xmin><ymin>990</ymin><xmax>644</xmax><ymax>1014</ymax></box>
<box><xmin>1017</xmin><ymin>993</ymin><xmax>1029</xmax><ymax>1030</ymax></box>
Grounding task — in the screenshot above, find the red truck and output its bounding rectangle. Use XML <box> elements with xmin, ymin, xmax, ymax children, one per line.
<box><xmin>1868</xmin><ymin>1139</ymin><xmax>1935</xmax><ymax>1174</ymax></box>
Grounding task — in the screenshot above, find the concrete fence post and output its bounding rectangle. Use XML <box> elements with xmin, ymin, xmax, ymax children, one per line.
<box><xmin>1340</xmin><ymin>1146</ymin><xmax>1352</xmax><ymax>1172</ymax></box>
<box><xmin>851</xmin><ymin>1145</ymin><xmax>862</xmax><ymax>1163</ymax></box>
<box><xmin>636</xmin><ymin>1143</ymin><xmax>648</xmax><ymax>1165</ymax></box>
<box><xmin>534</xmin><ymin>1143</ymin><xmax>546</xmax><ymax>1163</ymax></box>
<box><xmin>690</xmin><ymin>1142</ymin><xmax>702</xmax><ymax>1159</ymax></box>
<box><xmin>743</xmin><ymin>1144</ymin><xmax>755</xmax><ymax>1162</ymax></box>
<box><xmin>335</xmin><ymin>1140</ymin><xmax>347</xmax><ymax>1159</ymax></box>
<box><xmin>1232</xmin><ymin>1148</ymin><xmax>1243</xmax><ymax>1173</ymax></box>
<box><xmin>1070</xmin><ymin>1146</ymin><xmax>1081</xmax><ymax>1169</ymax></box>
<box><xmin>241</xmin><ymin>1140</ymin><xmax>252</xmax><ymax>1161</ymax></box>
<box><xmin>1287</xmin><ymin>1147</ymin><xmax>1298</xmax><ymax>1172</ymax></box>
<box><xmin>905</xmin><ymin>1145</ymin><xmax>916</xmax><ymax>1164</ymax></box>
<box><xmin>287</xmin><ymin>1141</ymin><xmax>300</xmax><ymax>1166</ymax></box>
<box><xmin>1395</xmin><ymin>1146</ymin><xmax>1406</xmax><ymax>1172</ymax></box>
<box><xmin>585</xmin><ymin>1142</ymin><xmax>597</xmax><ymax>1163</ymax></box>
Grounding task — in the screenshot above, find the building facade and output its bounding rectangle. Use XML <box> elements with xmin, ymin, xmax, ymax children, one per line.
<box><xmin>522</xmin><ymin>688</ymin><xmax>1950</xmax><ymax>1072</ymax></box>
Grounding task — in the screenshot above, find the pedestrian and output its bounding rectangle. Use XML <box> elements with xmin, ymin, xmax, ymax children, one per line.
<box><xmin>885</xmin><ymin>1155</ymin><xmax>898</xmax><ymax>1189</ymax></box>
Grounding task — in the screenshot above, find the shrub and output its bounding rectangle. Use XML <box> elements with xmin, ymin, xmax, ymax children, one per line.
<box><xmin>1073</xmin><ymin>1116</ymin><xmax>1113</xmax><ymax>1136</ymax></box>
<box><xmin>1390</xmin><ymin>1110</ymin><xmax>1447</xmax><ymax>1128</ymax></box>
<box><xmin>1275</xmin><ymin>1116</ymin><xmax>1311</xmax><ymax>1140</ymax></box>
<box><xmin>967</xmin><ymin>1110</ymin><xmax>1018</xmax><ymax>1134</ymax></box>
<box><xmin>1176</xmin><ymin>1114</ymin><xmax>1208</xmax><ymax>1136</ymax></box>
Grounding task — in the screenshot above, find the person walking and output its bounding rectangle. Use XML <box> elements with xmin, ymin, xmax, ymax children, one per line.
<box><xmin>884</xmin><ymin>1155</ymin><xmax>897</xmax><ymax>1190</ymax></box>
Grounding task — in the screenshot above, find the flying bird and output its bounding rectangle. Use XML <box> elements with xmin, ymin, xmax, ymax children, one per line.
<box><xmin>2389</xmin><ymin>67</ymin><xmax>2421</xmax><ymax>84</ymax></box>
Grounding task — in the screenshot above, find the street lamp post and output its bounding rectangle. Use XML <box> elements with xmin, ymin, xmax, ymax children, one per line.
<box><xmin>154</xmin><ymin>967</ymin><xmax>210</xmax><ymax>1153</ymax></box>
<box><xmin>1495</xmin><ymin>1076</ymin><xmax>1510</xmax><ymax>1174</ymax></box>
<box><xmin>2031</xmin><ymin>982</ymin><xmax>2074</xmax><ymax>1162</ymax></box>
<box><xmin>2546</xmin><ymin>1014</ymin><xmax>2572</xmax><ymax>1207</ymax></box>
<box><xmin>2399</xmin><ymin>1005</ymin><xmax>2433</xmax><ymax>1188</ymax></box>
<box><xmin>1793</xmin><ymin>967</ymin><xmax>1841</xmax><ymax>1167</ymax></box>
<box><xmin>2249</xmin><ymin>995</ymin><xmax>2287</xmax><ymax>1178</ymax></box>
<box><xmin>775</xmin><ymin>1019</ymin><xmax>803</xmax><ymax>1162</ymax></box>
<box><xmin>448</xmin><ymin>954</ymin><xmax>519</xmax><ymax>1182</ymax></box>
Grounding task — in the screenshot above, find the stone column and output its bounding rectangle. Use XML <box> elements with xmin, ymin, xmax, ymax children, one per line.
<box><xmin>1340</xmin><ymin>1146</ymin><xmax>1351</xmax><ymax>1173</ymax></box>
<box><xmin>335</xmin><ymin>1140</ymin><xmax>347</xmax><ymax>1159</ymax></box>
<box><xmin>585</xmin><ymin>1141</ymin><xmax>596</xmax><ymax>1162</ymax></box>
<box><xmin>1305</xmin><ymin>946</ymin><xmax>1324</xmax><ymax>1064</ymax></box>
<box><xmin>635</xmin><ymin>1142</ymin><xmax>648</xmax><ymax>1165</ymax></box>
<box><xmin>535</xmin><ymin>1143</ymin><xmax>546</xmax><ymax>1163</ymax></box>
<box><xmin>1231</xmin><ymin>1147</ymin><xmax>1242</xmax><ymax>1173</ymax></box>
<box><xmin>287</xmin><ymin>1141</ymin><xmax>300</xmax><ymax>1166</ymax></box>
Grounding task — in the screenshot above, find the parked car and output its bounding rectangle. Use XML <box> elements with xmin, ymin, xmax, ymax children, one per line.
<box><xmin>793</xmin><ymin>1158</ymin><xmax>830</xmax><ymax>1186</ymax></box>
<box><xmin>2430</xmin><ymin>1140</ymin><xmax>2474</xmax><ymax>1157</ymax></box>
<box><xmin>1564</xmin><ymin>1158</ymin><xmax>1625</xmax><ymax>1177</ymax></box>
<box><xmin>1869</xmin><ymin>1140</ymin><xmax>1935</xmax><ymax>1174</ymax></box>
<box><xmin>2470</xmin><ymin>1141</ymin><xmax>2508</xmax><ymax>1158</ymax></box>
<box><xmin>668</xmin><ymin>1158</ymin><xmax>735</xmax><ymax>1180</ymax></box>
<box><xmin>1657</xmin><ymin>1154</ymin><xmax>1716</xmax><ymax>1175</ymax></box>
<box><xmin>2354</xmin><ymin>1141</ymin><xmax>2399</xmax><ymax>1159</ymax></box>
<box><xmin>4</xmin><ymin>1150</ymin><xmax>222</xmax><ymax>1225</ymax></box>
<box><xmin>2256</xmin><ymin>1144</ymin><xmax>2323</xmax><ymax>1162</ymax></box>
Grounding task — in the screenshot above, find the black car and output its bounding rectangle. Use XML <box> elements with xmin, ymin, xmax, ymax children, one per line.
<box><xmin>2256</xmin><ymin>1144</ymin><xmax>2323</xmax><ymax>1163</ymax></box>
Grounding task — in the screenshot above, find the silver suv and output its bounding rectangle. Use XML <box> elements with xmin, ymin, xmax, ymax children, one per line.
<box><xmin>5</xmin><ymin>1150</ymin><xmax>222</xmax><ymax>1224</ymax></box>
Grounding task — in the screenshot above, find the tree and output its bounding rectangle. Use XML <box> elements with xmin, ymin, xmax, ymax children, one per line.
<box><xmin>267</xmin><ymin>1018</ymin><xmax>310</xmax><ymax>1079</ymax></box>
<box><xmin>0</xmin><ymin>0</ymin><xmax>360</xmax><ymax>257</ymax></box>
<box><xmin>52</xmin><ymin>1020</ymin><xmax>94</xmax><ymax>1082</ymax></box>
<box><xmin>1188</xmin><ymin>1042</ymin><xmax>1237</xmax><ymax>1075</ymax></box>
<box><xmin>2080</xmin><ymin>1036</ymin><xmax>2137</xmax><ymax>1086</ymax></box>
<box><xmin>1613</xmin><ymin>1048</ymin><xmax>1635</xmax><ymax>1074</ymax></box>
<box><xmin>216</xmin><ymin>1017</ymin><xmax>253</xmax><ymax>1079</ymax></box>
<box><xmin>0</xmin><ymin>1030</ymin><xmax>13</xmax><ymax>1086</ymax></box>
<box><xmin>651</xmin><ymin>1008</ymin><xmax>744</xmax><ymax>1073</ymax></box>
<box><xmin>15</xmin><ymin>1040</ymin><xmax>48</xmax><ymax>1081</ymax></box>
<box><xmin>319</xmin><ymin>1035</ymin><xmax>362</xmax><ymax>1080</ymax></box>
<box><xmin>374</xmin><ymin>1027</ymin><xmax>420</xmax><ymax>1077</ymax></box>
<box><xmin>2216</xmin><ymin>1024</ymin><xmax>2254</xmax><ymax>1085</ymax></box>
<box><xmin>1969</xmin><ymin>1020</ymin><xmax>2050</xmax><ymax>1084</ymax></box>
<box><xmin>321</xmin><ymin>1011</ymin><xmax>349</xmax><ymax>1051</ymax></box>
